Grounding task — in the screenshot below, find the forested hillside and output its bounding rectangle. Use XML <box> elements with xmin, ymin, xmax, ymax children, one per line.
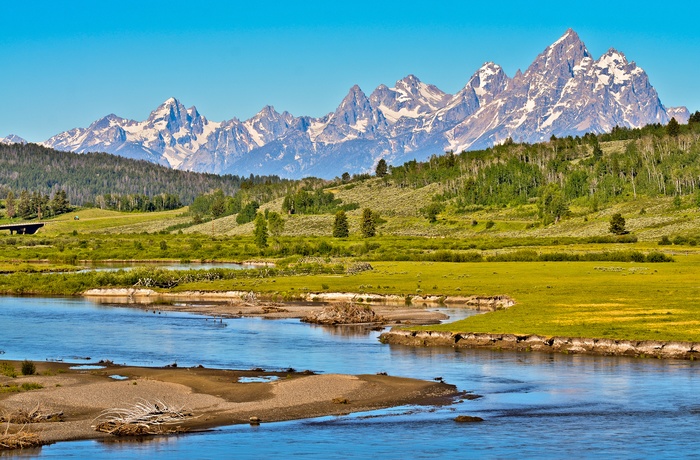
<box><xmin>385</xmin><ymin>118</ymin><xmax>700</xmax><ymax>214</ymax></box>
<box><xmin>0</xmin><ymin>143</ymin><xmax>285</xmax><ymax>205</ymax></box>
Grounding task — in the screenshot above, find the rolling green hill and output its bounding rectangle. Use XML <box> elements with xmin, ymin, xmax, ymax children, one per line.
<box><xmin>0</xmin><ymin>142</ymin><xmax>286</xmax><ymax>205</ymax></box>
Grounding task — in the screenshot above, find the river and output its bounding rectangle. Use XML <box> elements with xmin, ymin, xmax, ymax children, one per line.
<box><xmin>1</xmin><ymin>296</ymin><xmax>698</xmax><ymax>458</ymax></box>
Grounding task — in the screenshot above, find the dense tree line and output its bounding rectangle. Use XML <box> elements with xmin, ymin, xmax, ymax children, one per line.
<box><xmin>0</xmin><ymin>143</ymin><xmax>284</xmax><ymax>206</ymax></box>
<box><xmin>282</xmin><ymin>188</ymin><xmax>358</xmax><ymax>214</ymax></box>
<box><xmin>1</xmin><ymin>189</ymin><xmax>72</xmax><ymax>220</ymax></box>
<box><xmin>95</xmin><ymin>192</ymin><xmax>181</xmax><ymax>212</ymax></box>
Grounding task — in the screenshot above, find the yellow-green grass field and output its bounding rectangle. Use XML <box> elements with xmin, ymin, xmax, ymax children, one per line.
<box><xmin>176</xmin><ymin>256</ymin><xmax>700</xmax><ymax>343</ymax></box>
<box><xmin>38</xmin><ymin>208</ymin><xmax>189</xmax><ymax>235</ymax></box>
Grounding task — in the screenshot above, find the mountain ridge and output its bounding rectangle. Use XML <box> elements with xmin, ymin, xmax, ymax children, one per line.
<box><xmin>17</xmin><ymin>29</ymin><xmax>688</xmax><ymax>179</ymax></box>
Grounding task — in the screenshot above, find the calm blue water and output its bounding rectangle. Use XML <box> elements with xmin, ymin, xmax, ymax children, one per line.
<box><xmin>1</xmin><ymin>296</ymin><xmax>699</xmax><ymax>459</ymax></box>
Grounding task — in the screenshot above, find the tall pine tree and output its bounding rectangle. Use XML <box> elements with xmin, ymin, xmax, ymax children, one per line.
<box><xmin>333</xmin><ymin>210</ymin><xmax>349</xmax><ymax>237</ymax></box>
<box><xmin>253</xmin><ymin>213</ymin><xmax>268</xmax><ymax>249</ymax></box>
<box><xmin>361</xmin><ymin>208</ymin><xmax>376</xmax><ymax>238</ymax></box>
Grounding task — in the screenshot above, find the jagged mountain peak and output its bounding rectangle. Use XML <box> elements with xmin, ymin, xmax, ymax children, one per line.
<box><xmin>341</xmin><ymin>85</ymin><xmax>369</xmax><ymax>105</ymax></box>
<box><xmin>370</xmin><ymin>74</ymin><xmax>450</xmax><ymax>124</ymax></box>
<box><xmin>0</xmin><ymin>134</ymin><xmax>27</xmax><ymax>145</ymax></box>
<box><xmin>88</xmin><ymin>113</ymin><xmax>129</xmax><ymax>131</ymax></box>
<box><xmin>395</xmin><ymin>74</ymin><xmax>421</xmax><ymax>89</ymax></box>
<box><xmin>600</xmin><ymin>47</ymin><xmax>627</xmax><ymax>60</ymax></box>
<box><xmin>187</xmin><ymin>106</ymin><xmax>201</xmax><ymax>118</ymax></box>
<box><xmin>467</xmin><ymin>62</ymin><xmax>508</xmax><ymax>91</ymax></box>
<box><xmin>148</xmin><ymin>97</ymin><xmax>187</xmax><ymax>119</ymax></box>
<box><xmin>551</xmin><ymin>28</ymin><xmax>582</xmax><ymax>47</ymax></box>
<box><xmin>477</xmin><ymin>61</ymin><xmax>503</xmax><ymax>73</ymax></box>
<box><xmin>250</xmin><ymin>105</ymin><xmax>281</xmax><ymax>120</ymax></box>
<box><xmin>244</xmin><ymin>105</ymin><xmax>294</xmax><ymax>144</ymax></box>
<box><xmin>333</xmin><ymin>85</ymin><xmax>373</xmax><ymax>120</ymax></box>
<box><xmin>524</xmin><ymin>28</ymin><xmax>590</xmax><ymax>81</ymax></box>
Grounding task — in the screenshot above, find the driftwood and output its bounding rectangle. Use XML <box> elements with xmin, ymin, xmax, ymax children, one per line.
<box><xmin>93</xmin><ymin>399</ymin><xmax>194</xmax><ymax>436</ymax></box>
<box><xmin>0</xmin><ymin>423</ymin><xmax>45</xmax><ymax>450</ymax></box>
<box><xmin>1</xmin><ymin>404</ymin><xmax>64</xmax><ymax>424</ymax></box>
<box><xmin>262</xmin><ymin>305</ymin><xmax>288</xmax><ymax>313</ymax></box>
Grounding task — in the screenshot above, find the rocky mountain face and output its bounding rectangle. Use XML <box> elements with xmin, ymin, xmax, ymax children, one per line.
<box><xmin>40</xmin><ymin>29</ymin><xmax>686</xmax><ymax>179</ymax></box>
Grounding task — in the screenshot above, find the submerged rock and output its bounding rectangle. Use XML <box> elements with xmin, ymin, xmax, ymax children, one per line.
<box><xmin>454</xmin><ymin>415</ymin><xmax>484</xmax><ymax>423</ymax></box>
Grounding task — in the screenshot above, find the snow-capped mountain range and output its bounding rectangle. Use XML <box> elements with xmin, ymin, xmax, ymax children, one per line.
<box><xmin>5</xmin><ymin>29</ymin><xmax>690</xmax><ymax>179</ymax></box>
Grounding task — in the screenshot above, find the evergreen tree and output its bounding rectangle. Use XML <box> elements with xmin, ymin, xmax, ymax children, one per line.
<box><xmin>267</xmin><ymin>211</ymin><xmax>285</xmax><ymax>237</ymax></box>
<box><xmin>253</xmin><ymin>213</ymin><xmax>268</xmax><ymax>249</ymax></box>
<box><xmin>332</xmin><ymin>210</ymin><xmax>349</xmax><ymax>237</ymax></box>
<box><xmin>667</xmin><ymin>117</ymin><xmax>680</xmax><ymax>137</ymax></box>
<box><xmin>5</xmin><ymin>191</ymin><xmax>15</xmax><ymax>219</ymax></box>
<box><xmin>210</xmin><ymin>195</ymin><xmax>226</xmax><ymax>218</ymax></box>
<box><xmin>609</xmin><ymin>213</ymin><xmax>627</xmax><ymax>235</ymax></box>
<box><xmin>17</xmin><ymin>191</ymin><xmax>32</xmax><ymax>220</ymax></box>
<box><xmin>341</xmin><ymin>172</ymin><xmax>351</xmax><ymax>183</ymax></box>
<box><xmin>361</xmin><ymin>208</ymin><xmax>376</xmax><ymax>238</ymax></box>
<box><xmin>592</xmin><ymin>142</ymin><xmax>603</xmax><ymax>161</ymax></box>
<box><xmin>375</xmin><ymin>159</ymin><xmax>388</xmax><ymax>177</ymax></box>
<box><xmin>50</xmin><ymin>189</ymin><xmax>71</xmax><ymax>215</ymax></box>
<box><xmin>236</xmin><ymin>201</ymin><xmax>260</xmax><ymax>224</ymax></box>
<box><xmin>689</xmin><ymin>111</ymin><xmax>700</xmax><ymax>125</ymax></box>
<box><xmin>537</xmin><ymin>184</ymin><xmax>568</xmax><ymax>225</ymax></box>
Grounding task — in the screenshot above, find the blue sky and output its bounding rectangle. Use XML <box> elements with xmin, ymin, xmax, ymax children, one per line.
<box><xmin>2</xmin><ymin>0</ymin><xmax>698</xmax><ymax>142</ymax></box>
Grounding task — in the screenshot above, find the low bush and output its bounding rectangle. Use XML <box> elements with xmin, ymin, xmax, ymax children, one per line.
<box><xmin>0</xmin><ymin>362</ymin><xmax>17</xmax><ymax>378</ymax></box>
<box><xmin>21</xmin><ymin>360</ymin><xmax>36</xmax><ymax>376</ymax></box>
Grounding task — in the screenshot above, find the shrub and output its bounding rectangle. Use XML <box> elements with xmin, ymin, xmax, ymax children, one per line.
<box><xmin>1</xmin><ymin>362</ymin><xmax>17</xmax><ymax>378</ymax></box>
<box><xmin>21</xmin><ymin>360</ymin><xmax>36</xmax><ymax>376</ymax></box>
<box><xmin>658</xmin><ymin>236</ymin><xmax>672</xmax><ymax>246</ymax></box>
<box><xmin>616</xmin><ymin>234</ymin><xmax>638</xmax><ymax>243</ymax></box>
<box><xmin>672</xmin><ymin>235</ymin><xmax>687</xmax><ymax>245</ymax></box>
<box><xmin>646</xmin><ymin>251</ymin><xmax>673</xmax><ymax>263</ymax></box>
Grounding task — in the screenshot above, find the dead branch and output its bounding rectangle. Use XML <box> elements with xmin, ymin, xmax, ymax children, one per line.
<box><xmin>93</xmin><ymin>399</ymin><xmax>195</xmax><ymax>437</ymax></box>
<box><xmin>0</xmin><ymin>423</ymin><xmax>45</xmax><ymax>450</ymax></box>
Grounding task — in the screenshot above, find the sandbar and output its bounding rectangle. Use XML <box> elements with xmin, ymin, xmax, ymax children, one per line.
<box><xmin>0</xmin><ymin>360</ymin><xmax>459</xmax><ymax>448</ymax></box>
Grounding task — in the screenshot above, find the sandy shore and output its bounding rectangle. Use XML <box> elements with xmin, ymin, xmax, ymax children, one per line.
<box><xmin>0</xmin><ymin>360</ymin><xmax>459</xmax><ymax>448</ymax></box>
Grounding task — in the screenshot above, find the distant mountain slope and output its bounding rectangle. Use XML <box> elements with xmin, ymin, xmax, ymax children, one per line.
<box><xmin>0</xmin><ymin>134</ymin><xmax>27</xmax><ymax>145</ymax></box>
<box><xmin>41</xmin><ymin>29</ymin><xmax>686</xmax><ymax>179</ymax></box>
<box><xmin>0</xmin><ymin>143</ymin><xmax>281</xmax><ymax>205</ymax></box>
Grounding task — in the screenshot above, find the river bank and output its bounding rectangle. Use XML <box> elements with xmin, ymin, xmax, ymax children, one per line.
<box><xmin>0</xmin><ymin>360</ymin><xmax>459</xmax><ymax>449</ymax></box>
<box><xmin>82</xmin><ymin>289</ymin><xmax>514</xmax><ymax>325</ymax></box>
<box><xmin>379</xmin><ymin>329</ymin><xmax>700</xmax><ymax>360</ymax></box>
